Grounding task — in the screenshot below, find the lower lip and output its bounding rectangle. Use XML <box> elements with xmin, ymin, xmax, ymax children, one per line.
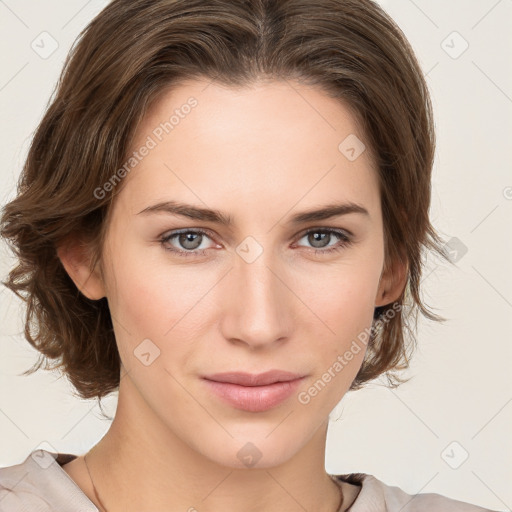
<box><xmin>202</xmin><ymin>378</ymin><xmax>304</xmax><ymax>412</ymax></box>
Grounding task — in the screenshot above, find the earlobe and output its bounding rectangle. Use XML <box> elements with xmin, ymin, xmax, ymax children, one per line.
<box><xmin>56</xmin><ymin>238</ymin><xmax>106</xmax><ymax>300</ymax></box>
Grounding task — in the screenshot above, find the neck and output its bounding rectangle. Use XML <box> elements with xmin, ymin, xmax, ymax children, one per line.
<box><xmin>84</xmin><ymin>373</ymin><xmax>345</xmax><ymax>512</ymax></box>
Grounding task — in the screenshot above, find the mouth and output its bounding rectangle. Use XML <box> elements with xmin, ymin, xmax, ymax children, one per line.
<box><xmin>201</xmin><ymin>370</ymin><xmax>306</xmax><ymax>412</ymax></box>
<box><xmin>202</xmin><ymin>370</ymin><xmax>305</xmax><ymax>386</ymax></box>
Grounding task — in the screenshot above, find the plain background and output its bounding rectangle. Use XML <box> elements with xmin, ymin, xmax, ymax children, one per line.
<box><xmin>0</xmin><ymin>1</ymin><xmax>510</xmax><ymax>510</ymax></box>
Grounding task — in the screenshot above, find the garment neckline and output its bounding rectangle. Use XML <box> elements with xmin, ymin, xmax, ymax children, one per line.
<box><xmin>51</xmin><ymin>451</ymin><xmax>365</xmax><ymax>511</ymax></box>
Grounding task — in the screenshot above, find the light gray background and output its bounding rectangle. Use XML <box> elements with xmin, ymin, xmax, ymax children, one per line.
<box><xmin>0</xmin><ymin>1</ymin><xmax>511</xmax><ymax>510</ymax></box>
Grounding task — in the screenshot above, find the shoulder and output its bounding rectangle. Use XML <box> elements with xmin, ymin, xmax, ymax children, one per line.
<box><xmin>0</xmin><ymin>449</ymin><xmax>98</xmax><ymax>512</ymax></box>
<box><xmin>332</xmin><ymin>472</ymin><xmax>500</xmax><ymax>512</ymax></box>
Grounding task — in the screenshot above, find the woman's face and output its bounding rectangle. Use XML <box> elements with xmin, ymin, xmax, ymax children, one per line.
<box><xmin>95</xmin><ymin>78</ymin><xmax>391</xmax><ymax>468</ymax></box>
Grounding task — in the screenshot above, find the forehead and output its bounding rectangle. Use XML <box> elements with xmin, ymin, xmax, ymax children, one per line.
<box><xmin>116</xmin><ymin>78</ymin><xmax>379</xmax><ymax>220</ymax></box>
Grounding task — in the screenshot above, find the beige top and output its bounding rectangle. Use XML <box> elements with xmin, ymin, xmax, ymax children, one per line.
<box><xmin>0</xmin><ymin>449</ymin><xmax>499</xmax><ymax>512</ymax></box>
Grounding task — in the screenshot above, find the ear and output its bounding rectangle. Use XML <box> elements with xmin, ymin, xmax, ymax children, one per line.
<box><xmin>375</xmin><ymin>253</ymin><xmax>409</xmax><ymax>307</ymax></box>
<box><xmin>56</xmin><ymin>236</ymin><xmax>106</xmax><ymax>300</ymax></box>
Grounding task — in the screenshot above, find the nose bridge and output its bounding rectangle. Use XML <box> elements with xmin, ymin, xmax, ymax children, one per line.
<box><xmin>223</xmin><ymin>235</ymin><xmax>290</xmax><ymax>347</ymax></box>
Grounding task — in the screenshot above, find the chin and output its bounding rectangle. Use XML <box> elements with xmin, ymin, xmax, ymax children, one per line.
<box><xmin>192</xmin><ymin>422</ymin><xmax>314</xmax><ymax>470</ymax></box>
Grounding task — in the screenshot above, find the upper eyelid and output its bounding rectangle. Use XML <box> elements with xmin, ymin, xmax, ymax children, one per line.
<box><xmin>162</xmin><ymin>227</ymin><xmax>217</xmax><ymax>243</ymax></box>
<box><xmin>295</xmin><ymin>226</ymin><xmax>352</xmax><ymax>238</ymax></box>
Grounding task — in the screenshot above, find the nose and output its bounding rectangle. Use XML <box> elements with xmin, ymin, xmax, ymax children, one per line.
<box><xmin>219</xmin><ymin>241</ymin><xmax>293</xmax><ymax>350</ymax></box>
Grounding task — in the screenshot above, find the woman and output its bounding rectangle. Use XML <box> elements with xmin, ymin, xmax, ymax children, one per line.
<box><xmin>0</xmin><ymin>0</ymin><xmax>500</xmax><ymax>511</ymax></box>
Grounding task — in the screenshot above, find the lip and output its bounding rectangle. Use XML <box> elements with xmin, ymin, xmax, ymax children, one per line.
<box><xmin>202</xmin><ymin>370</ymin><xmax>306</xmax><ymax>412</ymax></box>
<box><xmin>203</xmin><ymin>370</ymin><xmax>304</xmax><ymax>386</ymax></box>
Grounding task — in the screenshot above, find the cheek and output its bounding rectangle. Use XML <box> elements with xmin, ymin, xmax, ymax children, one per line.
<box><xmin>293</xmin><ymin>261</ymin><xmax>380</xmax><ymax>382</ymax></box>
<box><xmin>298</xmin><ymin>261</ymin><xmax>380</xmax><ymax>332</ymax></box>
<box><xmin>101</xmin><ymin>240</ymin><xmax>174</xmax><ymax>341</ymax></box>
<box><xmin>106</xmin><ymin>230</ymin><xmax>381</xmax><ymax>358</ymax></box>
<box><xmin>105</xmin><ymin>243</ymin><xmax>219</xmax><ymax>356</ymax></box>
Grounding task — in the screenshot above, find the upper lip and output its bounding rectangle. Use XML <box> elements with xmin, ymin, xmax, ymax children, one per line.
<box><xmin>202</xmin><ymin>370</ymin><xmax>305</xmax><ymax>386</ymax></box>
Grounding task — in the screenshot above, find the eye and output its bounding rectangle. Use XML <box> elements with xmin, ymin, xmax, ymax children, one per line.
<box><xmin>294</xmin><ymin>228</ymin><xmax>353</xmax><ymax>255</ymax></box>
<box><xmin>159</xmin><ymin>227</ymin><xmax>353</xmax><ymax>258</ymax></box>
<box><xmin>160</xmin><ymin>229</ymin><xmax>216</xmax><ymax>257</ymax></box>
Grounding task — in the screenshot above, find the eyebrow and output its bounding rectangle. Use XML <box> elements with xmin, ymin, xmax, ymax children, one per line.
<box><xmin>137</xmin><ymin>200</ymin><xmax>369</xmax><ymax>225</ymax></box>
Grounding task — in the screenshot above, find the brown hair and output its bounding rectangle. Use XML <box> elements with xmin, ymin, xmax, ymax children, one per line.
<box><xmin>0</xmin><ymin>0</ymin><xmax>451</xmax><ymax>401</ymax></box>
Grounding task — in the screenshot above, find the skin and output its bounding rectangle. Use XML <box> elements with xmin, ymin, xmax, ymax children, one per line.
<box><xmin>58</xmin><ymin>78</ymin><xmax>407</xmax><ymax>512</ymax></box>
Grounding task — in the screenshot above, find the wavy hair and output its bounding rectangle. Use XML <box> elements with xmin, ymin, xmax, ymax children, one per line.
<box><xmin>0</xmin><ymin>0</ymin><xmax>452</xmax><ymax>400</ymax></box>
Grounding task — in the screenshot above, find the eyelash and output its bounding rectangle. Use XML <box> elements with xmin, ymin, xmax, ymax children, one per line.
<box><xmin>159</xmin><ymin>228</ymin><xmax>353</xmax><ymax>258</ymax></box>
